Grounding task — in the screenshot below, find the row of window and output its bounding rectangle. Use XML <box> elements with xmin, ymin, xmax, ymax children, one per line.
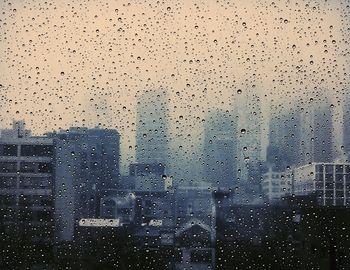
<box><xmin>315</xmin><ymin>165</ymin><xmax>350</xmax><ymax>174</ymax></box>
<box><xmin>0</xmin><ymin>177</ymin><xmax>51</xmax><ymax>189</ymax></box>
<box><xmin>317</xmin><ymin>198</ymin><xmax>350</xmax><ymax>206</ymax></box>
<box><xmin>317</xmin><ymin>190</ymin><xmax>350</xmax><ymax>196</ymax></box>
<box><xmin>315</xmin><ymin>174</ymin><xmax>350</xmax><ymax>182</ymax></box>
<box><xmin>0</xmin><ymin>162</ymin><xmax>52</xmax><ymax>173</ymax></box>
<box><xmin>0</xmin><ymin>208</ymin><xmax>53</xmax><ymax>222</ymax></box>
<box><xmin>316</xmin><ymin>182</ymin><xmax>350</xmax><ymax>189</ymax></box>
<box><xmin>0</xmin><ymin>195</ymin><xmax>52</xmax><ymax>207</ymax></box>
<box><xmin>0</xmin><ymin>144</ymin><xmax>53</xmax><ymax>157</ymax></box>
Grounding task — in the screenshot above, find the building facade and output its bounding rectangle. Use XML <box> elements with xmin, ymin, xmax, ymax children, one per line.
<box><xmin>49</xmin><ymin>126</ymin><xmax>120</xmax><ymax>242</ymax></box>
<box><xmin>293</xmin><ymin>163</ymin><xmax>350</xmax><ymax>207</ymax></box>
<box><xmin>0</xmin><ymin>121</ymin><xmax>54</xmax><ymax>243</ymax></box>
<box><xmin>262</xmin><ymin>168</ymin><xmax>292</xmax><ymax>202</ymax></box>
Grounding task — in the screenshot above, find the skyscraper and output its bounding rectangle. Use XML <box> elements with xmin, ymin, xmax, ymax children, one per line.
<box><xmin>343</xmin><ymin>87</ymin><xmax>350</xmax><ymax>161</ymax></box>
<box><xmin>203</xmin><ymin>109</ymin><xmax>236</xmax><ymax>188</ymax></box>
<box><xmin>267</xmin><ymin>103</ymin><xmax>301</xmax><ymax>171</ymax></box>
<box><xmin>136</xmin><ymin>89</ymin><xmax>170</xmax><ymax>167</ymax></box>
<box><xmin>298</xmin><ymin>94</ymin><xmax>334</xmax><ymax>165</ymax></box>
<box><xmin>233</xmin><ymin>88</ymin><xmax>262</xmax><ymax>196</ymax></box>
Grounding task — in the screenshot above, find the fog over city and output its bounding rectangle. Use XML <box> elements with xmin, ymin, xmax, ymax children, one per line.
<box><xmin>1</xmin><ymin>1</ymin><xmax>350</xmax><ymax>269</ymax></box>
<box><xmin>1</xmin><ymin>0</ymin><xmax>349</xmax><ymax>176</ymax></box>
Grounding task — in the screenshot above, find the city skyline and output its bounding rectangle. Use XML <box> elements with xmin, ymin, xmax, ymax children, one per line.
<box><xmin>1</xmin><ymin>87</ymin><xmax>345</xmax><ymax>176</ymax></box>
<box><xmin>1</xmin><ymin>0</ymin><xmax>349</xmax><ymax>174</ymax></box>
<box><xmin>0</xmin><ymin>1</ymin><xmax>350</xmax><ymax>268</ymax></box>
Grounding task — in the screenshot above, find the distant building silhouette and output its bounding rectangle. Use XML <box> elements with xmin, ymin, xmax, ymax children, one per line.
<box><xmin>203</xmin><ymin>109</ymin><xmax>237</xmax><ymax>188</ymax></box>
<box><xmin>298</xmin><ymin>94</ymin><xmax>334</xmax><ymax>165</ymax></box>
<box><xmin>267</xmin><ymin>103</ymin><xmax>301</xmax><ymax>171</ymax></box>
<box><xmin>233</xmin><ymin>89</ymin><xmax>262</xmax><ymax>197</ymax></box>
<box><xmin>343</xmin><ymin>89</ymin><xmax>350</xmax><ymax>161</ymax></box>
<box><xmin>136</xmin><ymin>89</ymin><xmax>170</xmax><ymax>167</ymax></box>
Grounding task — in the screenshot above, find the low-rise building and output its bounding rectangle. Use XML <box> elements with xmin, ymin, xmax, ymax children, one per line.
<box><xmin>262</xmin><ymin>168</ymin><xmax>292</xmax><ymax>202</ymax></box>
<box><xmin>293</xmin><ymin>163</ymin><xmax>350</xmax><ymax>207</ymax></box>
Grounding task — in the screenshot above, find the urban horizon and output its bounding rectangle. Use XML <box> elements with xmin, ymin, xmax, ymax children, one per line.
<box><xmin>1</xmin><ymin>0</ymin><xmax>350</xmax><ymax>269</ymax></box>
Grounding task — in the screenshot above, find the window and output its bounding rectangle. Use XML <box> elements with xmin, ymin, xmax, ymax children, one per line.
<box><xmin>21</xmin><ymin>145</ymin><xmax>53</xmax><ymax>157</ymax></box>
<box><xmin>20</xmin><ymin>162</ymin><xmax>36</xmax><ymax>173</ymax></box>
<box><xmin>0</xmin><ymin>162</ymin><xmax>17</xmax><ymax>173</ymax></box>
<box><xmin>0</xmin><ymin>144</ymin><xmax>17</xmax><ymax>156</ymax></box>
<box><xmin>190</xmin><ymin>250</ymin><xmax>213</xmax><ymax>263</ymax></box>
<box><xmin>325</xmin><ymin>165</ymin><xmax>334</xmax><ymax>174</ymax></box>
<box><xmin>38</xmin><ymin>163</ymin><xmax>53</xmax><ymax>173</ymax></box>
<box><xmin>0</xmin><ymin>176</ymin><xmax>16</xmax><ymax>188</ymax></box>
<box><xmin>335</xmin><ymin>165</ymin><xmax>344</xmax><ymax>174</ymax></box>
<box><xmin>20</xmin><ymin>162</ymin><xmax>53</xmax><ymax>173</ymax></box>
<box><xmin>19</xmin><ymin>177</ymin><xmax>51</xmax><ymax>189</ymax></box>
<box><xmin>0</xmin><ymin>195</ymin><xmax>16</xmax><ymax>207</ymax></box>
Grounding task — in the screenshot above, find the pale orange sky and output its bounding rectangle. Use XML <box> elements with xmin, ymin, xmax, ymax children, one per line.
<box><xmin>0</xmin><ymin>0</ymin><xmax>349</xmax><ymax>173</ymax></box>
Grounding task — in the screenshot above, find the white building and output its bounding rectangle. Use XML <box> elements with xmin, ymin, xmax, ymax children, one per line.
<box><xmin>262</xmin><ymin>168</ymin><xmax>292</xmax><ymax>202</ymax></box>
<box><xmin>293</xmin><ymin>163</ymin><xmax>350</xmax><ymax>207</ymax></box>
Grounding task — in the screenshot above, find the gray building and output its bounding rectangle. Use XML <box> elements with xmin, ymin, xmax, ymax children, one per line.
<box><xmin>262</xmin><ymin>168</ymin><xmax>293</xmax><ymax>202</ymax></box>
<box><xmin>343</xmin><ymin>88</ymin><xmax>350</xmax><ymax>161</ymax></box>
<box><xmin>203</xmin><ymin>109</ymin><xmax>236</xmax><ymax>189</ymax></box>
<box><xmin>0</xmin><ymin>120</ymin><xmax>54</xmax><ymax>242</ymax></box>
<box><xmin>232</xmin><ymin>89</ymin><xmax>262</xmax><ymax>198</ymax></box>
<box><xmin>49</xmin><ymin>126</ymin><xmax>120</xmax><ymax>242</ymax></box>
<box><xmin>129</xmin><ymin>163</ymin><xmax>166</xmax><ymax>191</ymax></box>
<box><xmin>298</xmin><ymin>95</ymin><xmax>334</xmax><ymax>165</ymax></box>
<box><xmin>267</xmin><ymin>103</ymin><xmax>301</xmax><ymax>171</ymax></box>
<box><xmin>174</xmin><ymin>186</ymin><xmax>216</xmax><ymax>270</ymax></box>
<box><xmin>136</xmin><ymin>89</ymin><xmax>170</xmax><ymax>166</ymax></box>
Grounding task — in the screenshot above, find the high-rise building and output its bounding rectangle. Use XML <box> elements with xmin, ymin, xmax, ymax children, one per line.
<box><xmin>343</xmin><ymin>88</ymin><xmax>350</xmax><ymax>161</ymax></box>
<box><xmin>267</xmin><ymin>103</ymin><xmax>301</xmax><ymax>171</ymax></box>
<box><xmin>232</xmin><ymin>89</ymin><xmax>262</xmax><ymax>196</ymax></box>
<box><xmin>203</xmin><ymin>109</ymin><xmax>236</xmax><ymax>188</ymax></box>
<box><xmin>298</xmin><ymin>95</ymin><xmax>334</xmax><ymax>165</ymax></box>
<box><xmin>0</xmin><ymin>120</ymin><xmax>54</xmax><ymax>243</ymax></box>
<box><xmin>268</xmin><ymin>93</ymin><xmax>334</xmax><ymax>171</ymax></box>
<box><xmin>136</xmin><ymin>89</ymin><xmax>170</xmax><ymax>166</ymax></box>
<box><xmin>49</xmin><ymin>127</ymin><xmax>120</xmax><ymax>242</ymax></box>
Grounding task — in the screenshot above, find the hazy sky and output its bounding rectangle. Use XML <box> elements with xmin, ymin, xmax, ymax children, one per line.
<box><xmin>0</xmin><ymin>0</ymin><xmax>349</xmax><ymax>173</ymax></box>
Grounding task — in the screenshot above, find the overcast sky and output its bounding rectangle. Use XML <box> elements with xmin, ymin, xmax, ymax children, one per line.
<box><xmin>0</xmin><ymin>0</ymin><xmax>349</xmax><ymax>174</ymax></box>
